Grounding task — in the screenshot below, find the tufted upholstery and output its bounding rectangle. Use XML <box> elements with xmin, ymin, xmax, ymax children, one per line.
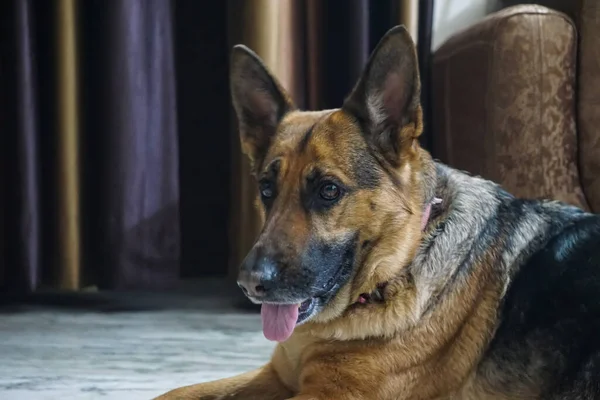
<box><xmin>432</xmin><ymin>2</ymin><xmax>600</xmax><ymax>212</ymax></box>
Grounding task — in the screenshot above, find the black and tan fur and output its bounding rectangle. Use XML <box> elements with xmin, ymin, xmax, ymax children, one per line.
<box><xmin>156</xmin><ymin>26</ymin><xmax>600</xmax><ymax>400</ymax></box>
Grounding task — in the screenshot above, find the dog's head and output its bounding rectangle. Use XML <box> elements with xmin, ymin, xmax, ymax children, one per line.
<box><xmin>231</xmin><ymin>26</ymin><xmax>434</xmax><ymax>342</ymax></box>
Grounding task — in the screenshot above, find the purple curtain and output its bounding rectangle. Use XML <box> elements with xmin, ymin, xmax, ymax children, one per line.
<box><xmin>1</xmin><ymin>0</ymin><xmax>41</xmax><ymax>291</ymax></box>
<box><xmin>104</xmin><ymin>0</ymin><xmax>180</xmax><ymax>288</ymax></box>
<box><xmin>82</xmin><ymin>0</ymin><xmax>181</xmax><ymax>289</ymax></box>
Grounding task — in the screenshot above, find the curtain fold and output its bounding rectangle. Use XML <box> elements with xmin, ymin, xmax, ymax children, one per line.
<box><xmin>98</xmin><ymin>0</ymin><xmax>181</xmax><ymax>289</ymax></box>
<box><xmin>416</xmin><ymin>0</ymin><xmax>434</xmax><ymax>150</ymax></box>
<box><xmin>1</xmin><ymin>0</ymin><xmax>41</xmax><ymax>292</ymax></box>
<box><xmin>401</xmin><ymin>0</ymin><xmax>419</xmax><ymax>43</ymax></box>
<box><xmin>173</xmin><ymin>0</ymin><xmax>231</xmax><ymax>278</ymax></box>
<box><xmin>55</xmin><ymin>0</ymin><xmax>81</xmax><ymax>290</ymax></box>
<box><xmin>318</xmin><ymin>0</ymin><xmax>370</xmax><ymax>109</ymax></box>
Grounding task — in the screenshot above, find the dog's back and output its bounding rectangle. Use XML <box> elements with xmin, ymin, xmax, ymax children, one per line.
<box><xmin>479</xmin><ymin>209</ymin><xmax>600</xmax><ymax>398</ymax></box>
<box><xmin>429</xmin><ymin>164</ymin><xmax>600</xmax><ymax>399</ymax></box>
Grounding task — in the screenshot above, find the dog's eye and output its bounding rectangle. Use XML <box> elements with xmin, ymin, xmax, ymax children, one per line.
<box><xmin>319</xmin><ymin>182</ymin><xmax>340</xmax><ymax>201</ymax></box>
<box><xmin>260</xmin><ymin>181</ymin><xmax>274</xmax><ymax>199</ymax></box>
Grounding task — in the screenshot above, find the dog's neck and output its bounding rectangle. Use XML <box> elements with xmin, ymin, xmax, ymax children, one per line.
<box><xmin>356</xmin><ymin>197</ymin><xmax>442</xmax><ymax>305</ymax></box>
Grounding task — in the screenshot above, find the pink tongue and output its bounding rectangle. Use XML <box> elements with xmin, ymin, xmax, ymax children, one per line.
<box><xmin>261</xmin><ymin>304</ymin><xmax>299</xmax><ymax>342</ymax></box>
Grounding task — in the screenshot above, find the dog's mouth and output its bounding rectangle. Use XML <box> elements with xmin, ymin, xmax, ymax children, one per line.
<box><xmin>296</xmin><ymin>296</ymin><xmax>318</xmax><ymax>324</ymax></box>
<box><xmin>298</xmin><ymin>298</ymin><xmax>314</xmax><ymax>315</ymax></box>
<box><xmin>259</xmin><ymin>294</ymin><xmax>322</xmax><ymax>342</ymax></box>
<box><xmin>259</xmin><ymin>275</ymin><xmax>342</xmax><ymax>343</ymax></box>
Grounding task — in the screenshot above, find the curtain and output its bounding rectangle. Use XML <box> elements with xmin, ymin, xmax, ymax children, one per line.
<box><xmin>2</xmin><ymin>0</ymin><xmax>41</xmax><ymax>292</ymax></box>
<box><xmin>1</xmin><ymin>0</ymin><xmax>422</xmax><ymax>293</ymax></box>
<box><xmin>86</xmin><ymin>0</ymin><xmax>181</xmax><ymax>289</ymax></box>
<box><xmin>173</xmin><ymin>1</ymin><xmax>231</xmax><ymax>279</ymax></box>
<box><xmin>227</xmin><ymin>0</ymin><xmax>421</xmax><ymax>276</ymax></box>
<box><xmin>417</xmin><ymin>0</ymin><xmax>435</xmax><ymax>151</ymax></box>
<box><xmin>2</xmin><ymin>0</ymin><xmax>181</xmax><ymax>292</ymax></box>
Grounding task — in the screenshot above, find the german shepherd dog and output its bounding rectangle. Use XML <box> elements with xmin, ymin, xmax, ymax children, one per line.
<box><xmin>157</xmin><ymin>26</ymin><xmax>600</xmax><ymax>400</ymax></box>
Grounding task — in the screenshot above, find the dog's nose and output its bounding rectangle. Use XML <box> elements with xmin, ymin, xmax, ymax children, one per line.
<box><xmin>237</xmin><ymin>255</ymin><xmax>278</xmax><ymax>299</ymax></box>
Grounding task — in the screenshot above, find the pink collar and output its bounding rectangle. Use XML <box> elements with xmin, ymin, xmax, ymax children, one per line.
<box><xmin>421</xmin><ymin>197</ymin><xmax>442</xmax><ymax>231</ymax></box>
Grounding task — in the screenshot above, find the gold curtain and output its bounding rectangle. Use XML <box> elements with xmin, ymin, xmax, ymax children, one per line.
<box><xmin>401</xmin><ymin>0</ymin><xmax>419</xmax><ymax>43</ymax></box>
<box><xmin>56</xmin><ymin>0</ymin><xmax>81</xmax><ymax>290</ymax></box>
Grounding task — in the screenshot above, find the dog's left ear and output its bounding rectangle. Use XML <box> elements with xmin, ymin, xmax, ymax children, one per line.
<box><xmin>343</xmin><ymin>26</ymin><xmax>422</xmax><ymax>167</ymax></box>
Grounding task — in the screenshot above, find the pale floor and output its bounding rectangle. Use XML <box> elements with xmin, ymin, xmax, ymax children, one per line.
<box><xmin>0</xmin><ymin>291</ymin><xmax>274</xmax><ymax>400</ymax></box>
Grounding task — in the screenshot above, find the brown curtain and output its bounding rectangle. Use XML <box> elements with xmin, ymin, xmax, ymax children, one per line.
<box><xmin>226</xmin><ymin>0</ymin><xmax>420</xmax><ymax>276</ymax></box>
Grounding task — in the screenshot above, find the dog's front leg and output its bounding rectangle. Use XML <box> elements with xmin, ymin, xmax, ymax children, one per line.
<box><xmin>284</xmin><ymin>360</ymin><xmax>386</xmax><ymax>400</ymax></box>
<box><xmin>154</xmin><ymin>363</ymin><xmax>293</xmax><ymax>400</ymax></box>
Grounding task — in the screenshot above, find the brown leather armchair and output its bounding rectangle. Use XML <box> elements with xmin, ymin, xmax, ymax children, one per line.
<box><xmin>431</xmin><ymin>1</ymin><xmax>600</xmax><ymax>212</ymax></box>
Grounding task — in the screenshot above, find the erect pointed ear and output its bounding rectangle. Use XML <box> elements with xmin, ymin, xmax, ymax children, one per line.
<box><xmin>230</xmin><ymin>45</ymin><xmax>295</xmax><ymax>172</ymax></box>
<box><xmin>342</xmin><ymin>25</ymin><xmax>422</xmax><ymax>167</ymax></box>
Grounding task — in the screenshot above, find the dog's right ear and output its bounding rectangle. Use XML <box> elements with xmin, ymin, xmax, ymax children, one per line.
<box><xmin>230</xmin><ymin>45</ymin><xmax>295</xmax><ymax>172</ymax></box>
<box><xmin>342</xmin><ymin>26</ymin><xmax>422</xmax><ymax>168</ymax></box>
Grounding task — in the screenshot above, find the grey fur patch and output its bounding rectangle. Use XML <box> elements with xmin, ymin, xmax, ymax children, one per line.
<box><xmin>408</xmin><ymin>163</ymin><xmax>599</xmax><ymax>398</ymax></box>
